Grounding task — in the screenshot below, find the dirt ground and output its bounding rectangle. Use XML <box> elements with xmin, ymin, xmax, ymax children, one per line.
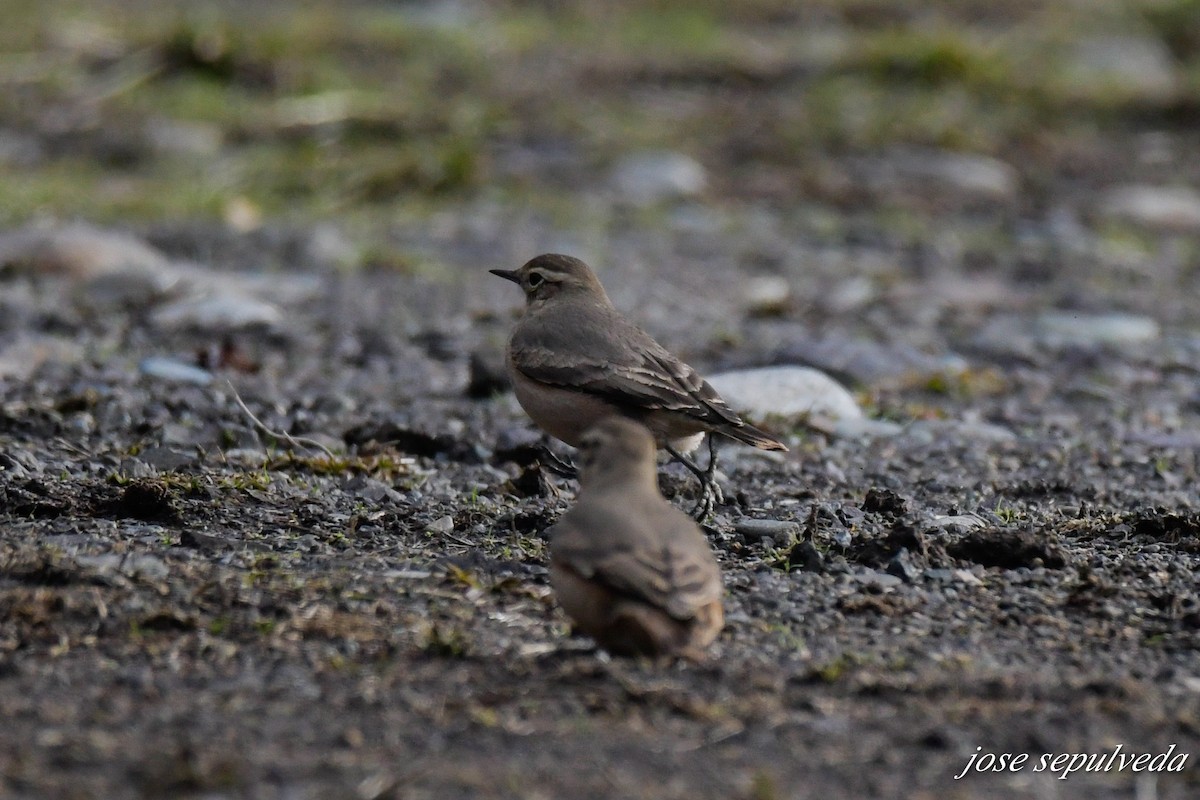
<box><xmin>2</xmin><ymin>2</ymin><xmax>1200</xmax><ymax>798</ymax></box>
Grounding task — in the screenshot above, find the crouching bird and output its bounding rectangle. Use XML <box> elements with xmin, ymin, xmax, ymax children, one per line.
<box><xmin>548</xmin><ymin>416</ymin><xmax>724</xmax><ymax>660</ymax></box>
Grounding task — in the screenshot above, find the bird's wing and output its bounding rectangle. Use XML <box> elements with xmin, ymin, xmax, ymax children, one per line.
<box><xmin>511</xmin><ymin>305</ymin><xmax>744</xmax><ymax>427</ymax></box>
<box><xmin>552</xmin><ymin>504</ymin><xmax>723</xmax><ymax>621</ymax></box>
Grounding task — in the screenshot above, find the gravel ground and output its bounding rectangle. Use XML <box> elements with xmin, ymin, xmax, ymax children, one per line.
<box><xmin>3</xmin><ymin>2</ymin><xmax>1200</xmax><ymax>798</ymax></box>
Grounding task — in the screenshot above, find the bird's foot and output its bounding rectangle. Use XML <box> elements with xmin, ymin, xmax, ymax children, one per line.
<box><xmin>666</xmin><ymin>436</ymin><xmax>724</xmax><ymax>521</ymax></box>
<box><xmin>689</xmin><ymin>478</ymin><xmax>723</xmax><ymax>521</ymax></box>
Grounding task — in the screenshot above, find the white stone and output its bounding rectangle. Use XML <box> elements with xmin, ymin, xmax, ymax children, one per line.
<box><xmin>0</xmin><ymin>222</ymin><xmax>173</xmax><ymax>280</ymax></box>
<box><xmin>743</xmin><ymin>276</ymin><xmax>791</xmax><ymax>314</ymax></box>
<box><xmin>707</xmin><ymin>366</ymin><xmax>862</xmax><ymax>430</ymax></box>
<box><xmin>611</xmin><ymin>150</ymin><xmax>707</xmax><ymax>205</ymax></box>
<box><xmin>1037</xmin><ymin>311</ymin><xmax>1160</xmax><ymax>346</ymax></box>
<box><xmin>900</xmin><ymin>151</ymin><xmax>1019</xmax><ymax>204</ymax></box>
<box><xmin>1098</xmin><ymin>184</ymin><xmax>1200</xmax><ymax>232</ymax></box>
<box><xmin>138</xmin><ymin>357</ymin><xmax>214</xmax><ymax>386</ymax></box>
<box><xmin>151</xmin><ymin>293</ymin><xmax>283</xmax><ymax>331</ymax></box>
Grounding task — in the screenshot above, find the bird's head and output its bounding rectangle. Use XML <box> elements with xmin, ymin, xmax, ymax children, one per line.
<box><xmin>575</xmin><ymin>416</ymin><xmax>658</xmax><ymax>488</ymax></box>
<box><xmin>490</xmin><ymin>254</ymin><xmax>611</xmax><ymax>307</ymax></box>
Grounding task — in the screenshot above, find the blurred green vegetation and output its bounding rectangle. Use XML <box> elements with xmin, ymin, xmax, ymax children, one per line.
<box><xmin>0</xmin><ymin>0</ymin><xmax>1196</xmax><ymax>227</ymax></box>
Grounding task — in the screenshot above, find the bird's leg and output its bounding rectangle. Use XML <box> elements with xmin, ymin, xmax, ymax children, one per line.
<box><xmin>665</xmin><ymin>435</ymin><xmax>724</xmax><ymax>520</ymax></box>
<box><xmin>539</xmin><ymin>444</ymin><xmax>578</xmax><ymax>480</ymax></box>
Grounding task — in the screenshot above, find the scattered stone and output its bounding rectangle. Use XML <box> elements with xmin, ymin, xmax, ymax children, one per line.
<box><xmin>76</xmin><ymin>268</ymin><xmax>180</xmax><ymax>312</ymax></box>
<box><xmin>924</xmin><ymin>568</ymin><xmax>961</xmax><ymax>584</ymax></box>
<box><xmin>928</xmin><ymin>514</ymin><xmax>989</xmax><ymax>533</ymax></box>
<box><xmin>0</xmin><ymin>447</ymin><xmax>43</xmax><ymax>478</ymax></box>
<box><xmin>1099</xmin><ymin>184</ymin><xmax>1200</xmax><ymax>232</ymax></box>
<box><xmin>144</xmin><ymin>117</ymin><xmax>223</xmax><ymax>157</ymax></box>
<box><xmin>886</xmin><ymin>548</ymin><xmax>922</xmax><ymax>583</ymax></box>
<box><xmin>304</xmin><ymin>223</ymin><xmax>360</xmax><ymax>269</ymax></box>
<box><xmin>707</xmin><ymin>366</ymin><xmax>863</xmax><ymax>431</ymax></box>
<box><xmin>1037</xmin><ymin>311</ymin><xmax>1160</xmax><ymax>347</ymax></box>
<box><xmin>427</xmin><ymin>515</ymin><xmax>455</xmax><ymax>534</ymax></box>
<box><xmin>786</xmin><ymin>541</ymin><xmax>825</xmax><ymax>572</ymax></box>
<box><xmin>0</xmin><ymin>222</ymin><xmax>173</xmax><ymax>280</ymax></box>
<box><xmin>830</xmin><ymin>417</ymin><xmax>905</xmax><ymax>440</ymax></box>
<box><xmin>744</xmin><ymin>276</ymin><xmax>792</xmax><ymax>316</ymax></box>
<box><xmin>972</xmin><ymin>311</ymin><xmax>1162</xmax><ymax>357</ymax></box>
<box><xmin>344</xmin><ymin>475</ymin><xmax>404</xmax><ymax>504</ymax></box>
<box><xmin>611</xmin><ymin>150</ymin><xmax>707</xmax><ymax>205</ymax></box>
<box><xmin>736</xmin><ymin>518</ymin><xmax>801</xmax><ymax>549</ymax></box>
<box><xmin>0</xmin><ymin>336</ymin><xmax>85</xmax><ymax>380</ymax></box>
<box><xmin>851</xmin><ymin>570</ymin><xmax>903</xmax><ymax>590</ymax></box>
<box><xmin>862</xmin><ymin>488</ymin><xmax>907</xmax><ymax>516</ymax></box>
<box><xmin>135</xmin><ymin>447</ymin><xmax>199</xmax><ymax>472</ymax></box>
<box><xmin>74</xmin><ymin>553</ymin><xmax>170</xmax><ymax>583</ymax></box>
<box><xmin>138</xmin><ymin>357</ymin><xmax>214</xmax><ymax>386</ymax></box>
<box><xmin>150</xmin><ymin>294</ymin><xmax>284</xmax><ymax>331</ymax></box>
<box><xmin>893</xmin><ymin>149</ymin><xmax>1019</xmax><ymax>204</ymax></box>
<box><xmin>1062</xmin><ymin>35</ymin><xmax>1179</xmax><ymax>104</ymax></box>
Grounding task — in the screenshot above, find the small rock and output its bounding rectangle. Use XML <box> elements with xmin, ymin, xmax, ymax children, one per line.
<box><xmin>1037</xmin><ymin>311</ymin><xmax>1160</xmax><ymax>347</ymax></box>
<box><xmin>851</xmin><ymin>570</ymin><xmax>903</xmax><ymax>590</ymax></box>
<box><xmin>304</xmin><ymin>223</ymin><xmax>360</xmax><ymax>269</ymax></box>
<box><xmin>973</xmin><ymin>310</ymin><xmax>1161</xmax><ymax>356</ymax></box>
<box><xmin>138</xmin><ymin>357</ymin><xmax>214</xmax><ymax>386</ymax></box>
<box><xmin>707</xmin><ymin>366</ymin><xmax>862</xmax><ymax>431</ymax></box>
<box><xmin>428</xmin><ymin>515</ymin><xmax>455</xmax><ymax>534</ymax></box>
<box><xmin>862</xmin><ymin>488</ymin><xmax>908</xmax><ymax>516</ymax></box>
<box><xmin>1098</xmin><ymin>184</ymin><xmax>1200</xmax><ymax>232</ymax></box>
<box><xmin>953</xmin><ymin>568</ymin><xmax>983</xmax><ymax>586</ymax></box>
<box><xmin>135</xmin><ymin>447</ymin><xmax>198</xmax><ymax>471</ymax></box>
<box><xmin>1063</xmin><ymin>35</ymin><xmax>1179</xmax><ymax>103</ymax></box>
<box><xmin>928</xmin><ymin>514</ymin><xmax>989</xmax><ymax>533</ymax></box>
<box><xmin>151</xmin><ymin>294</ymin><xmax>283</xmax><ymax>331</ymax></box>
<box><xmin>611</xmin><ymin>150</ymin><xmax>707</xmax><ymax>205</ymax></box>
<box><xmin>74</xmin><ymin>553</ymin><xmax>169</xmax><ymax>583</ymax></box>
<box><xmin>830</xmin><ymin>417</ymin><xmax>905</xmax><ymax>440</ymax></box>
<box><xmin>144</xmin><ymin>117</ymin><xmax>223</xmax><ymax>157</ymax></box>
<box><xmin>736</xmin><ymin>519</ymin><xmax>800</xmax><ymax>549</ymax></box>
<box><xmin>76</xmin><ymin>269</ymin><xmax>177</xmax><ymax>311</ymax></box>
<box><xmin>896</xmin><ymin>149</ymin><xmax>1019</xmax><ymax>204</ymax></box>
<box><xmin>886</xmin><ymin>548</ymin><xmax>922</xmax><ymax>583</ymax></box>
<box><xmin>0</xmin><ymin>447</ymin><xmax>43</xmax><ymax>478</ymax></box>
<box><xmin>0</xmin><ymin>336</ymin><xmax>85</xmax><ymax>380</ymax></box>
<box><xmin>744</xmin><ymin>276</ymin><xmax>792</xmax><ymax>316</ymax></box>
<box><xmin>787</xmin><ymin>541</ymin><xmax>825</xmax><ymax>572</ymax></box>
<box><xmin>344</xmin><ymin>475</ymin><xmax>404</xmax><ymax>504</ymax></box>
<box><xmin>0</xmin><ymin>222</ymin><xmax>172</xmax><ymax>280</ymax></box>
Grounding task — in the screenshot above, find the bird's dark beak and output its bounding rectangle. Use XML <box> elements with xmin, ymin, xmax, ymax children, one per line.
<box><xmin>489</xmin><ymin>269</ymin><xmax>521</xmax><ymax>284</ymax></box>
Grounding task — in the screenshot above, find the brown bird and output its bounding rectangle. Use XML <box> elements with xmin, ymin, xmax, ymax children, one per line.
<box><xmin>549</xmin><ymin>417</ymin><xmax>724</xmax><ymax>659</ymax></box>
<box><xmin>491</xmin><ymin>253</ymin><xmax>786</xmax><ymax>517</ymax></box>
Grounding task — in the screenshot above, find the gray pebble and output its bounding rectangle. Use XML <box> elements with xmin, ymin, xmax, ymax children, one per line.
<box><xmin>736</xmin><ymin>518</ymin><xmax>801</xmax><ymax>549</ymax></box>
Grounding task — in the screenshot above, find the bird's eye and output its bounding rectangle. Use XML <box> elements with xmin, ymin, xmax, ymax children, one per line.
<box><xmin>526</xmin><ymin>272</ymin><xmax>545</xmax><ymax>289</ymax></box>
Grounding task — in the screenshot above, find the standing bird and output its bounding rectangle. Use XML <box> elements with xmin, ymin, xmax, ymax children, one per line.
<box><xmin>549</xmin><ymin>417</ymin><xmax>724</xmax><ymax>659</ymax></box>
<box><xmin>491</xmin><ymin>253</ymin><xmax>786</xmax><ymax>518</ymax></box>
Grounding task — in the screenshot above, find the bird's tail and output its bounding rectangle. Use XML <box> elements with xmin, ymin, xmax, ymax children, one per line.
<box><xmin>719</xmin><ymin>421</ymin><xmax>787</xmax><ymax>451</ymax></box>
